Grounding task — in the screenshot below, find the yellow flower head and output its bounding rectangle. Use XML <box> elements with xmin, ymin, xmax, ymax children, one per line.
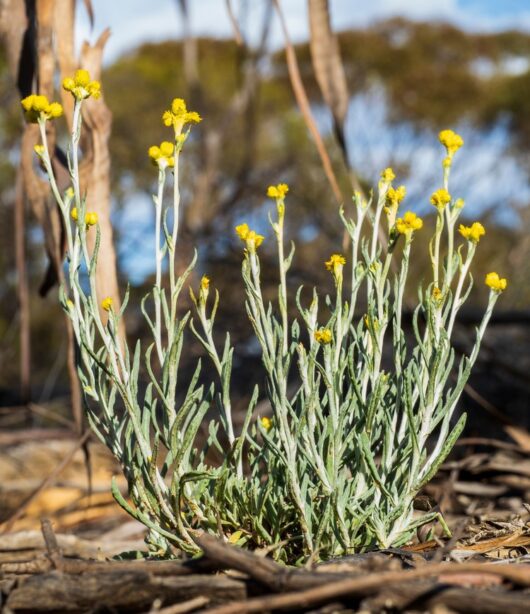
<box><xmin>235</xmin><ymin>223</ymin><xmax>264</xmax><ymax>252</ymax></box>
<box><xmin>380</xmin><ymin>167</ymin><xmax>396</xmax><ymax>183</ymax></box>
<box><xmin>485</xmin><ymin>272</ymin><xmax>507</xmax><ymax>293</ymax></box>
<box><xmin>439</xmin><ymin>129</ymin><xmax>464</xmax><ymax>156</ymax></box>
<box><xmin>162</xmin><ymin>98</ymin><xmax>202</xmax><ymax>133</ymax></box>
<box><xmin>459</xmin><ymin>222</ymin><xmax>485</xmax><ymax>244</ymax></box>
<box><xmin>235</xmin><ymin>223</ymin><xmax>250</xmax><ymax>241</ymax></box>
<box><xmin>395</xmin><ymin>211</ymin><xmax>423</xmax><ymax>235</ymax></box>
<box><xmin>325</xmin><ymin>253</ymin><xmax>346</xmax><ymax>280</ymax></box>
<box><xmin>148</xmin><ymin>141</ymin><xmax>175</xmax><ymax>169</ymax></box>
<box><xmin>34</xmin><ymin>144</ymin><xmax>45</xmax><ymax>156</ymax></box>
<box><xmin>432</xmin><ymin>286</ymin><xmax>443</xmax><ymax>302</ymax></box>
<box><xmin>200</xmin><ymin>275</ymin><xmax>210</xmax><ymax>291</ymax></box>
<box><xmin>85</xmin><ymin>212</ymin><xmax>98</xmax><ymax>227</ymax></box>
<box><xmin>101</xmin><ymin>297</ymin><xmax>113</xmax><ymax>311</ymax></box>
<box><xmin>21</xmin><ymin>94</ymin><xmax>63</xmax><ymax>123</ymax></box>
<box><xmin>430</xmin><ymin>188</ymin><xmax>451</xmax><ymax>210</ymax></box>
<box><xmin>71</xmin><ymin>207</ymin><xmax>78</xmax><ymax>221</ymax></box>
<box><xmin>62</xmin><ymin>69</ymin><xmax>102</xmax><ymax>101</ymax></box>
<box><xmin>267</xmin><ymin>183</ymin><xmax>289</xmax><ymax>199</ymax></box>
<box><xmin>314</xmin><ymin>328</ymin><xmax>333</xmax><ymax>344</ymax></box>
<box><xmin>386</xmin><ymin>185</ymin><xmax>406</xmax><ymax>208</ymax></box>
<box><xmin>260</xmin><ymin>416</ymin><xmax>273</xmax><ymax>431</ymax></box>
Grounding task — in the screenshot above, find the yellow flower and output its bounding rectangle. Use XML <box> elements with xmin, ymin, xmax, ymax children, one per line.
<box><xmin>384</xmin><ymin>186</ymin><xmax>406</xmax><ymax>225</ymax></box>
<box><xmin>65</xmin><ymin>187</ymin><xmax>75</xmax><ymax>200</ymax></box>
<box><xmin>260</xmin><ymin>416</ymin><xmax>273</xmax><ymax>431</ymax></box>
<box><xmin>325</xmin><ymin>253</ymin><xmax>346</xmax><ymax>279</ymax></box>
<box><xmin>34</xmin><ymin>144</ymin><xmax>45</xmax><ymax>156</ymax></box>
<box><xmin>380</xmin><ymin>167</ymin><xmax>396</xmax><ymax>182</ymax></box>
<box><xmin>162</xmin><ymin>98</ymin><xmax>202</xmax><ymax>133</ymax></box>
<box><xmin>71</xmin><ymin>207</ymin><xmax>78</xmax><ymax>221</ymax></box>
<box><xmin>66</xmin><ymin>299</ymin><xmax>75</xmax><ymax>310</ymax></box>
<box><xmin>364</xmin><ymin>315</ymin><xmax>379</xmax><ymax>332</ymax></box>
<box><xmin>148</xmin><ymin>141</ymin><xmax>174</xmax><ymax>169</ymax></box>
<box><xmin>85</xmin><ymin>212</ymin><xmax>98</xmax><ymax>227</ymax></box>
<box><xmin>439</xmin><ymin>129</ymin><xmax>464</xmax><ymax>156</ymax></box>
<box><xmin>386</xmin><ymin>185</ymin><xmax>406</xmax><ymax>208</ymax></box>
<box><xmin>62</xmin><ymin>69</ymin><xmax>101</xmax><ymax>101</ymax></box>
<box><xmin>21</xmin><ymin>94</ymin><xmax>63</xmax><ymax>123</ymax></box>
<box><xmin>485</xmin><ymin>272</ymin><xmax>507</xmax><ymax>293</ymax></box>
<box><xmin>459</xmin><ymin>222</ymin><xmax>485</xmax><ymax>244</ymax></box>
<box><xmin>101</xmin><ymin>297</ymin><xmax>113</xmax><ymax>311</ymax></box>
<box><xmin>267</xmin><ymin>183</ymin><xmax>289</xmax><ymax>199</ymax></box>
<box><xmin>430</xmin><ymin>188</ymin><xmax>451</xmax><ymax>210</ymax></box>
<box><xmin>235</xmin><ymin>223</ymin><xmax>264</xmax><ymax>251</ymax></box>
<box><xmin>201</xmin><ymin>275</ymin><xmax>210</xmax><ymax>291</ymax></box>
<box><xmin>235</xmin><ymin>223</ymin><xmax>249</xmax><ymax>241</ymax></box>
<box><xmin>395</xmin><ymin>211</ymin><xmax>423</xmax><ymax>235</ymax></box>
<box><xmin>314</xmin><ymin>328</ymin><xmax>332</xmax><ymax>344</ymax></box>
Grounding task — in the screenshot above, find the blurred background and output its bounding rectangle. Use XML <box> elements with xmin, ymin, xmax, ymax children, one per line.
<box><xmin>0</xmin><ymin>0</ymin><xmax>529</xmax><ymax>532</ymax></box>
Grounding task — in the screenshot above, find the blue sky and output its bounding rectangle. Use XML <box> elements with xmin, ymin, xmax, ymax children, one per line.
<box><xmin>77</xmin><ymin>0</ymin><xmax>530</xmax><ymax>63</ymax></box>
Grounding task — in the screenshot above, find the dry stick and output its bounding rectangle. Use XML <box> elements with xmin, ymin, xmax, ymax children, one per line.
<box><xmin>41</xmin><ymin>518</ymin><xmax>64</xmax><ymax>571</ymax></box>
<box><xmin>0</xmin><ymin>429</ymin><xmax>91</xmax><ymax>533</ymax></box>
<box><xmin>204</xmin><ymin>562</ymin><xmax>530</xmax><ymax>614</ymax></box>
<box><xmin>272</xmin><ymin>0</ymin><xmax>343</xmax><ymax>205</ymax></box>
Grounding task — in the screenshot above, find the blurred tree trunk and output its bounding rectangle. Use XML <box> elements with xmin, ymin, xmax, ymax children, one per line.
<box><xmin>0</xmin><ymin>0</ymin><xmax>122</xmax><ymax>426</ymax></box>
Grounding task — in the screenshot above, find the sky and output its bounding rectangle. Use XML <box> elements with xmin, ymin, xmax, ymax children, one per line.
<box><xmin>76</xmin><ymin>0</ymin><xmax>530</xmax><ymax>64</ymax></box>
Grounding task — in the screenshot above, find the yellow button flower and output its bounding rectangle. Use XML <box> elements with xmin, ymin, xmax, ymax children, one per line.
<box><xmin>34</xmin><ymin>144</ymin><xmax>45</xmax><ymax>156</ymax></box>
<box><xmin>439</xmin><ymin>129</ymin><xmax>464</xmax><ymax>156</ymax></box>
<box><xmin>162</xmin><ymin>98</ymin><xmax>202</xmax><ymax>133</ymax></box>
<box><xmin>314</xmin><ymin>328</ymin><xmax>333</xmax><ymax>344</ymax></box>
<box><xmin>62</xmin><ymin>70</ymin><xmax>99</xmax><ymax>100</ymax></box>
<box><xmin>71</xmin><ymin>207</ymin><xmax>78</xmax><ymax>221</ymax></box>
<box><xmin>395</xmin><ymin>211</ymin><xmax>423</xmax><ymax>235</ymax></box>
<box><xmin>235</xmin><ymin>223</ymin><xmax>264</xmax><ymax>252</ymax></box>
<box><xmin>148</xmin><ymin>141</ymin><xmax>175</xmax><ymax>169</ymax></box>
<box><xmin>101</xmin><ymin>297</ymin><xmax>114</xmax><ymax>311</ymax></box>
<box><xmin>21</xmin><ymin>94</ymin><xmax>63</xmax><ymax>123</ymax></box>
<box><xmin>459</xmin><ymin>222</ymin><xmax>485</xmax><ymax>244</ymax></box>
<box><xmin>267</xmin><ymin>183</ymin><xmax>289</xmax><ymax>199</ymax></box>
<box><xmin>62</xmin><ymin>69</ymin><xmax>101</xmax><ymax>101</ymax></box>
<box><xmin>260</xmin><ymin>416</ymin><xmax>273</xmax><ymax>431</ymax></box>
<box><xmin>85</xmin><ymin>212</ymin><xmax>98</xmax><ymax>227</ymax></box>
<box><xmin>201</xmin><ymin>275</ymin><xmax>210</xmax><ymax>291</ymax></box>
<box><xmin>430</xmin><ymin>188</ymin><xmax>451</xmax><ymax>210</ymax></box>
<box><xmin>380</xmin><ymin>167</ymin><xmax>396</xmax><ymax>183</ymax></box>
<box><xmin>325</xmin><ymin>253</ymin><xmax>346</xmax><ymax>281</ymax></box>
<box><xmin>485</xmin><ymin>272</ymin><xmax>507</xmax><ymax>293</ymax></box>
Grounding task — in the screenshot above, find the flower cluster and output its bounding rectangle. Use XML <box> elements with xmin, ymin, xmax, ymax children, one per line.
<box><xmin>380</xmin><ymin>167</ymin><xmax>396</xmax><ymax>183</ymax></box>
<box><xmin>439</xmin><ymin>129</ymin><xmax>464</xmax><ymax>156</ymax></box>
<box><xmin>485</xmin><ymin>272</ymin><xmax>507</xmax><ymax>293</ymax></box>
<box><xmin>235</xmin><ymin>223</ymin><xmax>264</xmax><ymax>252</ymax></box>
<box><xmin>395</xmin><ymin>211</ymin><xmax>423</xmax><ymax>236</ymax></box>
<box><xmin>148</xmin><ymin>141</ymin><xmax>175</xmax><ymax>169</ymax></box>
<box><xmin>267</xmin><ymin>183</ymin><xmax>289</xmax><ymax>199</ymax></box>
<box><xmin>430</xmin><ymin>188</ymin><xmax>451</xmax><ymax>210</ymax></box>
<box><xmin>162</xmin><ymin>98</ymin><xmax>201</xmax><ymax>133</ymax></box>
<box><xmin>314</xmin><ymin>328</ymin><xmax>332</xmax><ymax>344</ymax></box>
<box><xmin>384</xmin><ymin>185</ymin><xmax>406</xmax><ymax>224</ymax></box>
<box><xmin>62</xmin><ymin>69</ymin><xmax>101</xmax><ymax>101</ymax></box>
<box><xmin>21</xmin><ymin>95</ymin><xmax>63</xmax><ymax>123</ymax></box>
<box><xmin>459</xmin><ymin>222</ymin><xmax>485</xmax><ymax>244</ymax></box>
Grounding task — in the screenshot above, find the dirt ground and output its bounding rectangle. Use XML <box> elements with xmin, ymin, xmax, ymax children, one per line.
<box><xmin>1</xmin><ymin>412</ymin><xmax>530</xmax><ymax>612</ymax></box>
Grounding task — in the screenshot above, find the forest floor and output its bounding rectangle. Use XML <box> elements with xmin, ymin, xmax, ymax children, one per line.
<box><xmin>1</xmin><ymin>407</ymin><xmax>530</xmax><ymax>613</ymax></box>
